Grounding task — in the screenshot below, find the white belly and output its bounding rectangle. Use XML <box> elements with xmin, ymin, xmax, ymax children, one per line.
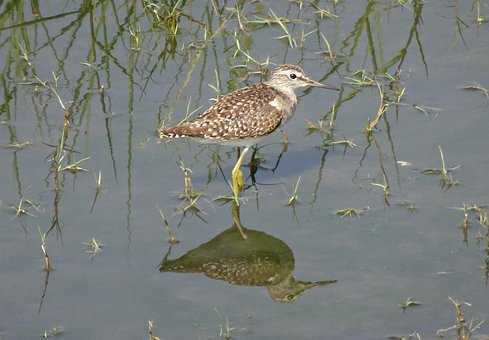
<box><xmin>191</xmin><ymin>136</ymin><xmax>264</xmax><ymax>148</ymax></box>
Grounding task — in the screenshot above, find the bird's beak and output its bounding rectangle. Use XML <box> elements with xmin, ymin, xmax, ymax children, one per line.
<box><xmin>286</xmin><ymin>279</ymin><xmax>337</xmax><ymax>300</ymax></box>
<box><xmin>304</xmin><ymin>77</ymin><xmax>340</xmax><ymax>91</ymax></box>
<box><xmin>299</xmin><ymin>279</ymin><xmax>338</xmax><ymax>290</ymax></box>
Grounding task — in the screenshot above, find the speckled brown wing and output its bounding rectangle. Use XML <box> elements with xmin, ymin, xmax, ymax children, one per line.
<box><xmin>160</xmin><ymin>84</ymin><xmax>284</xmax><ymax>140</ymax></box>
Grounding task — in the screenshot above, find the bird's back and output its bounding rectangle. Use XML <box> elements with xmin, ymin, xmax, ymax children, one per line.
<box><xmin>159</xmin><ymin>84</ymin><xmax>287</xmax><ymax>141</ymax></box>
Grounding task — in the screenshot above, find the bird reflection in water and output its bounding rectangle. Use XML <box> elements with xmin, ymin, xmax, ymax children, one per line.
<box><xmin>159</xmin><ymin>203</ymin><xmax>336</xmax><ymax>302</ymax></box>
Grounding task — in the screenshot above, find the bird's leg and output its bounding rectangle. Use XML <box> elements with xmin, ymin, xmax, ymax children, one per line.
<box><xmin>232</xmin><ymin>146</ymin><xmax>249</xmax><ymax>203</ymax></box>
<box><xmin>249</xmin><ymin>147</ymin><xmax>259</xmax><ymax>186</ymax></box>
<box><xmin>280</xmin><ymin>129</ymin><xmax>289</xmax><ymax>148</ymax></box>
<box><xmin>231</xmin><ymin>201</ymin><xmax>247</xmax><ymax>240</ymax></box>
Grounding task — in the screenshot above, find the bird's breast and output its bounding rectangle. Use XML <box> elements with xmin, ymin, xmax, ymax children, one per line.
<box><xmin>269</xmin><ymin>95</ymin><xmax>296</xmax><ymax>121</ymax></box>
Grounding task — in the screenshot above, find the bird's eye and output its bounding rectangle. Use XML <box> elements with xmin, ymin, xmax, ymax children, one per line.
<box><xmin>286</xmin><ymin>294</ymin><xmax>295</xmax><ymax>301</ymax></box>
<box><xmin>289</xmin><ymin>73</ymin><xmax>297</xmax><ymax>79</ymax></box>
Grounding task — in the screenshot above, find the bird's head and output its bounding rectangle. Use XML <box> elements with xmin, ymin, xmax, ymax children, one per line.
<box><xmin>266</xmin><ymin>64</ymin><xmax>338</xmax><ymax>91</ymax></box>
<box><xmin>267</xmin><ymin>275</ymin><xmax>337</xmax><ymax>303</ymax></box>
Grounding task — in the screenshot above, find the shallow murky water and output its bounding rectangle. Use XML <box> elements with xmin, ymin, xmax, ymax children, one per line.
<box><xmin>1</xmin><ymin>1</ymin><xmax>489</xmax><ymax>339</ymax></box>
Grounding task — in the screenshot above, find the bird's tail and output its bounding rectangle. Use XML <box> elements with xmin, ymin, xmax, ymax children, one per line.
<box><xmin>159</xmin><ymin>123</ymin><xmax>200</xmax><ymax>139</ymax></box>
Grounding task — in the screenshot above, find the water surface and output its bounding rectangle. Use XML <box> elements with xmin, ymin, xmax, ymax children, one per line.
<box><xmin>1</xmin><ymin>1</ymin><xmax>489</xmax><ymax>339</ymax></box>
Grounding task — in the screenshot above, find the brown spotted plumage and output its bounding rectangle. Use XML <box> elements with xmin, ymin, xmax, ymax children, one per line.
<box><xmin>161</xmin><ymin>84</ymin><xmax>284</xmax><ymax>142</ymax></box>
<box><xmin>159</xmin><ymin>64</ymin><xmax>338</xmax><ymax>147</ymax></box>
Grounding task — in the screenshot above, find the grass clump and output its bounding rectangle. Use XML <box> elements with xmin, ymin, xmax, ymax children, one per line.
<box><xmin>335</xmin><ymin>207</ymin><xmax>368</xmax><ymax>218</ymax></box>
<box><xmin>422</xmin><ymin>145</ymin><xmax>460</xmax><ymax>190</ymax></box>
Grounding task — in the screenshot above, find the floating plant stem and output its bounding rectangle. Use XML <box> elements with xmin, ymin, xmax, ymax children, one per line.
<box><xmin>148</xmin><ymin>320</ymin><xmax>161</xmax><ymax>340</ymax></box>
<box><xmin>364</xmin><ymin>82</ymin><xmax>388</xmax><ymax>136</ymax></box>
<box><xmin>458</xmin><ymin>82</ymin><xmax>489</xmax><ymax>98</ymax></box>
<box><xmin>38</xmin><ymin>226</ymin><xmax>53</xmax><ymax>272</ymax></box>
<box><xmin>286</xmin><ymin>176</ymin><xmax>301</xmax><ymax>207</ymax></box>
<box><xmin>158</xmin><ymin>207</ymin><xmax>180</xmax><ymax>245</ymax></box>
<box><xmin>398</xmin><ymin>297</ymin><xmax>422</xmax><ymax>311</ymax></box>
<box><xmin>90</xmin><ymin>171</ymin><xmax>103</xmax><ymax>213</ymax></box>
<box><xmin>422</xmin><ymin>145</ymin><xmax>460</xmax><ymax>190</ymax></box>
<box><xmin>335</xmin><ymin>207</ymin><xmax>368</xmax><ymax>218</ymax></box>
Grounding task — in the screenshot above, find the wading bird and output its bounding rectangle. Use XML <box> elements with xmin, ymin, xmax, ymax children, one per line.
<box><xmin>160</xmin><ymin>64</ymin><xmax>338</xmax><ymax>202</ymax></box>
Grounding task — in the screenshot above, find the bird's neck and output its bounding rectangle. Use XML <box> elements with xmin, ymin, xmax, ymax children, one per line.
<box><xmin>266</xmin><ymin>83</ymin><xmax>297</xmax><ymax>108</ymax></box>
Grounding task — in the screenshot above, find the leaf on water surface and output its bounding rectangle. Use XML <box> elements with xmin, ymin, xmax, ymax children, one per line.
<box><xmin>399</xmin><ymin>297</ymin><xmax>422</xmax><ymax>310</ymax></box>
